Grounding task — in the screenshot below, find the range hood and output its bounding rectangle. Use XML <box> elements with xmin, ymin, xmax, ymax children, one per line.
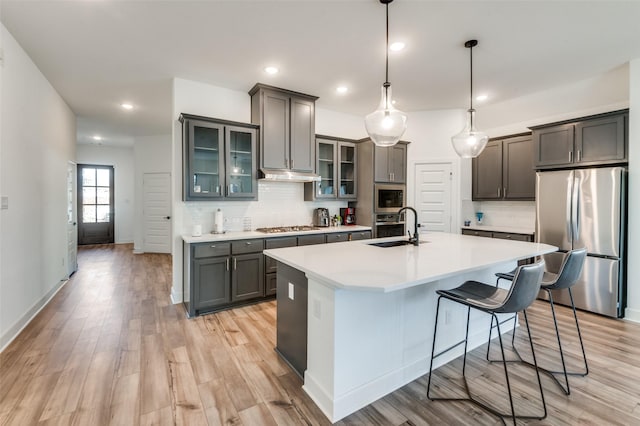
<box><xmin>259</xmin><ymin>169</ymin><xmax>321</xmax><ymax>182</ymax></box>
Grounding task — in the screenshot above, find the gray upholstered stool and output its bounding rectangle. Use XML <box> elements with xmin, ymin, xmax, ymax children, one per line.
<box><xmin>427</xmin><ymin>261</ymin><xmax>547</xmax><ymax>425</ymax></box>
<box><xmin>494</xmin><ymin>248</ymin><xmax>588</xmax><ymax>395</ymax></box>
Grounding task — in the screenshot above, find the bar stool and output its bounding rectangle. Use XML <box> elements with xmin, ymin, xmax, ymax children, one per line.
<box><xmin>427</xmin><ymin>261</ymin><xmax>547</xmax><ymax>425</ymax></box>
<box><xmin>493</xmin><ymin>248</ymin><xmax>588</xmax><ymax>395</ymax></box>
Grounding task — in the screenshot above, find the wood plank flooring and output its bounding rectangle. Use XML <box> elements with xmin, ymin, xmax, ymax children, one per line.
<box><xmin>2</xmin><ymin>243</ymin><xmax>640</xmax><ymax>425</ymax></box>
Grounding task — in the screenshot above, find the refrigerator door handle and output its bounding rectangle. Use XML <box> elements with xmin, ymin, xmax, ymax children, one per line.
<box><xmin>566</xmin><ymin>181</ymin><xmax>573</xmax><ymax>241</ymax></box>
<box><xmin>572</xmin><ymin>177</ymin><xmax>580</xmax><ymax>242</ymax></box>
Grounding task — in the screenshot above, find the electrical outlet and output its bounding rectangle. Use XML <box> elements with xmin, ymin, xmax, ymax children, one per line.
<box><xmin>288</xmin><ymin>283</ymin><xmax>294</xmax><ymax>300</ymax></box>
<box><xmin>313</xmin><ymin>299</ymin><xmax>321</xmax><ymax>319</ymax></box>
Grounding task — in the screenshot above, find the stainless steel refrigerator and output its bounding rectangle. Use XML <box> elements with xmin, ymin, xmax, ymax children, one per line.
<box><xmin>536</xmin><ymin>166</ymin><xmax>627</xmax><ymax>317</ymax></box>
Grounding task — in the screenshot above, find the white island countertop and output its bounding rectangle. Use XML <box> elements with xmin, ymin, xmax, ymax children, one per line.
<box><xmin>264</xmin><ymin>232</ymin><xmax>556</xmax><ymax>292</ymax></box>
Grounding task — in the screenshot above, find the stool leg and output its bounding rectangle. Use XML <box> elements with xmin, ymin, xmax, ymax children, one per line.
<box><xmin>522</xmin><ymin>309</ymin><xmax>547</xmax><ymax>420</ymax></box>
<box><xmin>485</xmin><ymin>314</ymin><xmax>495</xmax><ymax>361</ymax></box>
<box><xmin>462</xmin><ymin>306</ymin><xmax>471</xmax><ymax>377</ymax></box>
<box><xmin>494</xmin><ymin>313</ymin><xmax>517</xmax><ymax>425</ymax></box>
<box><xmin>568</xmin><ymin>288</ymin><xmax>589</xmax><ymax>376</ymax></box>
<box><xmin>426</xmin><ymin>295</ymin><xmax>443</xmax><ymax>399</ymax></box>
<box><xmin>548</xmin><ymin>289</ymin><xmax>571</xmax><ymax>395</ymax></box>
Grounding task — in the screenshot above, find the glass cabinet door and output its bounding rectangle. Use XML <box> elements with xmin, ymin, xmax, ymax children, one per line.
<box><xmin>225</xmin><ymin>126</ymin><xmax>257</xmax><ymax>198</ymax></box>
<box><xmin>316</xmin><ymin>139</ymin><xmax>336</xmax><ymax>198</ymax></box>
<box><xmin>338</xmin><ymin>142</ymin><xmax>356</xmax><ymax>199</ymax></box>
<box><xmin>189</xmin><ymin>121</ymin><xmax>225</xmax><ymax>199</ymax></box>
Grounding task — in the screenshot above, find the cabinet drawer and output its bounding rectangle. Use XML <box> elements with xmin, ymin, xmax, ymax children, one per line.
<box><xmin>297</xmin><ymin>234</ymin><xmax>326</xmax><ymax>246</ymax></box>
<box><xmin>461</xmin><ymin>229</ymin><xmax>493</xmax><ymax>238</ymax></box>
<box><xmin>492</xmin><ymin>232</ymin><xmax>533</xmax><ymax>242</ymax></box>
<box><xmin>232</xmin><ymin>239</ymin><xmax>264</xmax><ymax>254</ymax></box>
<box><xmin>326</xmin><ymin>233</ymin><xmax>349</xmax><ymax>243</ymax></box>
<box><xmin>265</xmin><ymin>237</ymin><xmax>297</xmax><ymax>249</ymax></box>
<box><xmin>193</xmin><ymin>242</ymin><xmax>231</xmax><ymax>258</ymax></box>
<box><xmin>350</xmin><ymin>231</ymin><xmax>372</xmax><ymax>241</ymax></box>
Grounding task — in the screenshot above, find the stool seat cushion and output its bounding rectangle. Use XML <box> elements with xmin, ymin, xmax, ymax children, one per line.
<box><xmin>437</xmin><ymin>281</ymin><xmax>508</xmax><ymax>311</ymax></box>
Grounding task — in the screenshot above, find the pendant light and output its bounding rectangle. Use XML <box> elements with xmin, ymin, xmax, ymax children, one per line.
<box><xmin>364</xmin><ymin>0</ymin><xmax>407</xmax><ymax>147</ymax></box>
<box><xmin>451</xmin><ymin>39</ymin><xmax>489</xmax><ymax>158</ymax></box>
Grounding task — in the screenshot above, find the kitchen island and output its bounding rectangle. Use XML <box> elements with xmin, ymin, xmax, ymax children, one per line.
<box><xmin>264</xmin><ymin>232</ymin><xmax>557</xmax><ymax>423</ymax></box>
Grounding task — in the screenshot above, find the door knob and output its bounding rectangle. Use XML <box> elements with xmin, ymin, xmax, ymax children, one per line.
<box><xmin>165</xmin><ymin>216</ymin><xmax>171</xmax><ymax>220</ymax></box>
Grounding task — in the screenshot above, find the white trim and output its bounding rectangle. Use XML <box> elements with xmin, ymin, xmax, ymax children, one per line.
<box><xmin>0</xmin><ymin>279</ymin><xmax>69</xmax><ymax>352</ymax></box>
<box><xmin>171</xmin><ymin>287</ymin><xmax>183</xmax><ymax>304</ymax></box>
<box><xmin>624</xmin><ymin>307</ymin><xmax>640</xmax><ymax>323</ymax></box>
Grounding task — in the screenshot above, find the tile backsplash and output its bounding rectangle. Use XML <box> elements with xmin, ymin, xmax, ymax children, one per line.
<box><xmin>461</xmin><ymin>200</ymin><xmax>535</xmax><ymax>229</ymax></box>
<box><xmin>183</xmin><ymin>181</ymin><xmax>349</xmax><ymax>233</ymax></box>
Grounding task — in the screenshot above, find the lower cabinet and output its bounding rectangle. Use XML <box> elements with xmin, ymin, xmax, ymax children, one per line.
<box><xmin>265</xmin><ymin>236</ymin><xmax>297</xmax><ymax>296</ymax></box>
<box><xmin>231</xmin><ymin>253</ymin><xmax>264</xmax><ymax>301</ymax></box>
<box><xmin>349</xmin><ymin>230</ymin><xmax>372</xmax><ymax>240</ymax></box>
<box><xmin>461</xmin><ymin>229</ymin><xmax>534</xmax><ymax>265</ymax></box>
<box><xmin>193</xmin><ymin>256</ymin><xmax>231</xmax><ymax>311</ymax></box>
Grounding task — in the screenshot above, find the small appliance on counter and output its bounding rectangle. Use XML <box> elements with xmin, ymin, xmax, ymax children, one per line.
<box><xmin>313</xmin><ymin>208</ymin><xmax>330</xmax><ymax>227</ymax></box>
<box><xmin>340</xmin><ymin>207</ymin><xmax>356</xmax><ymax>225</ymax></box>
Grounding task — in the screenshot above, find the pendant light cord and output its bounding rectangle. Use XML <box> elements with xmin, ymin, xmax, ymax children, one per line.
<box><xmin>469</xmin><ymin>43</ymin><xmax>473</xmax><ymax>111</ymax></box>
<box><xmin>385</xmin><ymin>1</ymin><xmax>389</xmax><ymax>85</ymax></box>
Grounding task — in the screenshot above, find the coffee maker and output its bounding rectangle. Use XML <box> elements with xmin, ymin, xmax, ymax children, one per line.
<box><xmin>313</xmin><ymin>208</ymin><xmax>330</xmax><ymax>227</ymax></box>
<box><xmin>340</xmin><ymin>207</ymin><xmax>356</xmax><ymax>225</ymax></box>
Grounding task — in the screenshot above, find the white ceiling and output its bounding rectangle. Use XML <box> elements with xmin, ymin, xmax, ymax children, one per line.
<box><xmin>2</xmin><ymin>1</ymin><xmax>640</xmax><ymax>147</ymax></box>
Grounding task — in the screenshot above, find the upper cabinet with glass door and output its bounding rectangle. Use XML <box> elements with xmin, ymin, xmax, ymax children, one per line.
<box><xmin>304</xmin><ymin>136</ymin><xmax>357</xmax><ymax>201</ymax></box>
<box><xmin>180</xmin><ymin>114</ymin><xmax>258</xmax><ymax>201</ymax></box>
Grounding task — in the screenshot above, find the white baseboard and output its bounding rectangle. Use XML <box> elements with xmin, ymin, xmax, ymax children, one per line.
<box><xmin>170</xmin><ymin>287</ymin><xmax>183</xmax><ymax>304</ymax></box>
<box><xmin>0</xmin><ymin>278</ymin><xmax>69</xmax><ymax>352</ymax></box>
<box><xmin>624</xmin><ymin>307</ymin><xmax>640</xmax><ymax>323</ymax></box>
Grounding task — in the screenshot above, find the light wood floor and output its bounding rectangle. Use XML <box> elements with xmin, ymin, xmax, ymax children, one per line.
<box><xmin>2</xmin><ymin>244</ymin><xmax>640</xmax><ymax>425</ymax></box>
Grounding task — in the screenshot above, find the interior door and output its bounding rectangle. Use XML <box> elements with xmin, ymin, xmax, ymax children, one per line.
<box><xmin>66</xmin><ymin>161</ymin><xmax>78</xmax><ymax>276</ymax></box>
<box><xmin>78</xmin><ymin>164</ymin><xmax>114</xmax><ymax>245</ymax></box>
<box><xmin>414</xmin><ymin>162</ymin><xmax>452</xmax><ymax>233</ymax></box>
<box><xmin>143</xmin><ymin>172</ymin><xmax>171</xmax><ymax>253</ymax></box>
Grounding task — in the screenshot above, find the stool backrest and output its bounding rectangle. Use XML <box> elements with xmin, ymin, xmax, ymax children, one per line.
<box><xmin>547</xmin><ymin>248</ymin><xmax>587</xmax><ymax>290</ymax></box>
<box><xmin>496</xmin><ymin>260</ymin><xmax>545</xmax><ymax>314</ymax></box>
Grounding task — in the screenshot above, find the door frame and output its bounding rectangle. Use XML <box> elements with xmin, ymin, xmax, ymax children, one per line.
<box><xmin>409</xmin><ymin>158</ymin><xmax>460</xmax><ymax>234</ymax></box>
<box><xmin>77</xmin><ymin>164</ymin><xmax>115</xmax><ymax>245</ymax></box>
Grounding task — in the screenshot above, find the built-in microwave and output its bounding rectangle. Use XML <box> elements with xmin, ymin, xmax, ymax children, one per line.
<box><xmin>374</xmin><ymin>184</ymin><xmax>405</xmax><ymax>213</ymax></box>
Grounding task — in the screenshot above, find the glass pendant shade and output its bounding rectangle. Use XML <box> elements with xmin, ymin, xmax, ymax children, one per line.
<box><xmin>365</xmin><ymin>84</ymin><xmax>408</xmax><ymax>147</ymax></box>
<box><xmin>451</xmin><ymin>109</ymin><xmax>489</xmax><ymax>158</ymax></box>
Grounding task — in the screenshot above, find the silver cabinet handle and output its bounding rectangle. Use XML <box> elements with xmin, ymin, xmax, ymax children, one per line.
<box><xmin>233</xmin><ymin>258</ymin><xmax>237</xmax><ymax>270</ymax></box>
<box><xmin>226</xmin><ymin>258</ymin><xmax>229</xmax><ymax>270</ymax></box>
<box><xmin>569</xmin><ymin>151</ymin><xmax>573</xmax><ymax>162</ymax></box>
<box><xmin>210</xmin><ymin>245</ymin><xmax>216</xmax><ymax>248</ymax></box>
<box><xmin>216</xmin><ymin>185</ymin><xmax>221</xmax><ymax>194</ymax></box>
<box><xmin>497</xmin><ymin>187</ymin><xmax>501</xmax><ymax>197</ymax></box>
<box><xmin>291</xmin><ymin>159</ymin><xmax>294</xmax><ymax>168</ymax></box>
<box><xmin>577</xmin><ymin>150</ymin><xmax>581</xmax><ymax>162</ymax></box>
<box><xmin>245</xmin><ymin>241</ymin><xmax>252</xmax><ymax>245</ymax></box>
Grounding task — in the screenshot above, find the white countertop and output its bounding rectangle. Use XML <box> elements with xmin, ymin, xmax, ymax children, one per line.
<box><xmin>182</xmin><ymin>225</ymin><xmax>372</xmax><ymax>243</ymax></box>
<box><xmin>264</xmin><ymin>232</ymin><xmax>556</xmax><ymax>292</ymax></box>
<box><xmin>462</xmin><ymin>225</ymin><xmax>535</xmax><ymax>235</ymax></box>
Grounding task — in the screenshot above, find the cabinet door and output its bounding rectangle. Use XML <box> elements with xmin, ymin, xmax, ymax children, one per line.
<box><xmin>193</xmin><ymin>257</ymin><xmax>230</xmax><ymax>310</ymax></box>
<box><xmin>575</xmin><ymin>114</ymin><xmax>626</xmax><ymax>164</ymax></box>
<box><xmin>225</xmin><ymin>125</ymin><xmax>258</xmax><ymax>199</ymax></box>
<box><xmin>533</xmin><ymin>123</ymin><xmax>574</xmax><ymax>168</ymax></box>
<box><xmin>472</xmin><ymin>140</ymin><xmax>503</xmax><ymax>200</ymax></box>
<box><xmin>265</xmin><ymin>273</ymin><xmax>277</xmax><ymax>296</ymax></box>
<box><xmin>231</xmin><ymin>253</ymin><xmax>264</xmax><ymax>302</ymax></box>
<box><xmin>349</xmin><ymin>230</ymin><xmax>372</xmax><ymax>241</ymax></box>
<box><xmin>297</xmin><ymin>234</ymin><xmax>326</xmax><ymax>246</ymax></box>
<box><xmin>338</xmin><ymin>142</ymin><xmax>357</xmax><ymax>198</ymax></box>
<box><xmin>185</xmin><ymin>120</ymin><xmax>225</xmax><ymax>200</ymax></box>
<box><xmin>374</xmin><ymin>145</ymin><xmax>391</xmax><ymax>182</ymax></box>
<box><xmin>461</xmin><ymin>229</ymin><xmax>493</xmax><ymax>238</ymax></box>
<box><xmin>388</xmin><ymin>144</ymin><xmax>406</xmax><ymax>183</ymax></box>
<box><xmin>316</xmin><ymin>139</ymin><xmax>336</xmax><ymax>198</ymax></box>
<box><xmin>503</xmin><ymin>135</ymin><xmax>535</xmax><ymax>200</ymax></box>
<box><xmin>262</xmin><ymin>90</ymin><xmax>290</xmax><ymax>170</ymax></box>
<box><xmin>326</xmin><ymin>233</ymin><xmax>349</xmax><ymax>243</ymax></box>
<box><xmin>290</xmin><ymin>97</ymin><xmax>315</xmax><ymax>172</ymax></box>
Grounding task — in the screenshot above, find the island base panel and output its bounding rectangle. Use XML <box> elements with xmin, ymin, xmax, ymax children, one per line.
<box><xmin>276</xmin><ymin>262</ymin><xmax>308</xmax><ymax>377</ymax></box>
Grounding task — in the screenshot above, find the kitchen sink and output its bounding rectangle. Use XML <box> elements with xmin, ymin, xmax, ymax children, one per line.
<box><xmin>368</xmin><ymin>240</ymin><xmax>414</xmax><ymax>248</ymax></box>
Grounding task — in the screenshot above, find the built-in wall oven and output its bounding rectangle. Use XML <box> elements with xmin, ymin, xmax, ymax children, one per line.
<box><xmin>374</xmin><ymin>213</ymin><xmax>405</xmax><ymax>238</ymax></box>
<box><xmin>375</xmin><ymin>184</ymin><xmax>405</xmax><ymax>213</ymax></box>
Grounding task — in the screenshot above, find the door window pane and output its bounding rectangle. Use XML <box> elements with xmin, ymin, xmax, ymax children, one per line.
<box><xmin>82</xmin><ymin>168</ymin><xmax>96</xmax><ymax>186</ymax></box>
<box><xmin>96</xmin><ymin>205</ymin><xmax>110</xmax><ymax>223</ymax></box>
<box><xmin>83</xmin><ymin>187</ymin><xmax>96</xmax><ymax>204</ymax></box>
<box><xmin>83</xmin><ymin>205</ymin><xmax>96</xmax><ymax>222</ymax></box>
<box><xmin>96</xmin><ymin>187</ymin><xmax>110</xmax><ymax>204</ymax></box>
<box><xmin>97</xmin><ymin>169</ymin><xmax>110</xmax><ymax>186</ymax></box>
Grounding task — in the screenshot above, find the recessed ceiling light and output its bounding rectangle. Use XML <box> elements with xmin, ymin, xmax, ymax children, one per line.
<box><xmin>264</xmin><ymin>66</ymin><xmax>279</xmax><ymax>75</ymax></box>
<box><xmin>336</xmin><ymin>86</ymin><xmax>348</xmax><ymax>94</ymax></box>
<box><xmin>389</xmin><ymin>42</ymin><xmax>406</xmax><ymax>51</ymax></box>
<box><xmin>121</xmin><ymin>103</ymin><xmax>134</xmax><ymax>110</ymax></box>
<box><xmin>93</xmin><ymin>135</ymin><xmax>102</xmax><ymax>141</ymax></box>
<box><xmin>476</xmin><ymin>94</ymin><xmax>488</xmax><ymax>102</ymax></box>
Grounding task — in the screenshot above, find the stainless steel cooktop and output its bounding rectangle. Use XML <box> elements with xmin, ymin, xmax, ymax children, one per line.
<box><xmin>255</xmin><ymin>225</ymin><xmax>319</xmax><ymax>233</ymax></box>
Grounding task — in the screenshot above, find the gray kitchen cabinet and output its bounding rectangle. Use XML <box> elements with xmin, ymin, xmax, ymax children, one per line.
<box><xmin>531</xmin><ymin>109</ymin><xmax>627</xmax><ymax>169</ymax></box>
<box><xmin>297</xmin><ymin>234</ymin><xmax>326</xmax><ymax>246</ymax></box>
<box><xmin>193</xmin><ymin>256</ymin><xmax>231</xmax><ymax>312</ymax></box>
<box><xmin>473</xmin><ymin>133</ymin><xmax>534</xmax><ymax>201</ymax></box>
<box><xmin>265</xmin><ymin>236</ymin><xmax>297</xmax><ymax>296</ymax></box>
<box><xmin>276</xmin><ymin>262</ymin><xmax>308</xmax><ymax>377</ymax></box>
<box><xmin>180</xmin><ymin>114</ymin><xmax>258</xmax><ymax>201</ymax></box>
<box><xmin>304</xmin><ymin>136</ymin><xmax>357</xmax><ymax>200</ymax></box>
<box><xmin>326</xmin><ymin>233</ymin><xmax>349</xmax><ymax>243</ymax></box>
<box><xmin>231</xmin><ymin>252</ymin><xmax>264</xmax><ymax>301</ymax></box>
<box><xmin>249</xmin><ymin>83</ymin><xmax>318</xmax><ymax>173</ymax></box>
<box><xmin>461</xmin><ymin>229</ymin><xmax>493</xmax><ymax>238</ymax></box>
<box><xmin>349</xmin><ymin>230</ymin><xmax>372</xmax><ymax>241</ymax></box>
<box><xmin>375</xmin><ymin>143</ymin><xmax>407</xmax><ymax>183</ymax></box>
<box><xmin>461</xmin><ymin>229</ymin><xmax>534</xmax><ymax>265</ymax></box>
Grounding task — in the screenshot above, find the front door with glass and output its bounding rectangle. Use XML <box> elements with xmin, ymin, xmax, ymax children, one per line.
<box><xmin>78</xmin><ymin>164</ymin><xmax>114</xmax><ymax>245</ymax></box>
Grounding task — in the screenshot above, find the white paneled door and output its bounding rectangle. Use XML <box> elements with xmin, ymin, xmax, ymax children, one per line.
<box><xmin>414</xmin><ymin>162</ymin><xmax>452</xmax><ymax>233</ymax></box>
<box><xmin>143</xmin><ymin>173</ymin><xmax>172</xmax><ymax>253</ymax></box>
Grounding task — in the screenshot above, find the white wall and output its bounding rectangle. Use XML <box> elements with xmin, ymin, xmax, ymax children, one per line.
<box><xmin>170</xmin><ymin>78</ymin><xmax>366</xmax><ymax>303</ymax></box>
<box><xmin>76</xmin><ymin>144</ymin><xmax>135</xmax><ymax>244</ymax></box>
<box><xmin>0</xmin><ymin>24</ymin><xmax>76</xmax><ymax>350</ymax></box>
<box><xmin>625</xmin><ymin>59</ymin><xmax>640</xmax><ymax>322</ymax></box>
<box><xmin>133</xmin><ymin>134</ymin><xmax>172</xmax><ymax>253</ymax></box>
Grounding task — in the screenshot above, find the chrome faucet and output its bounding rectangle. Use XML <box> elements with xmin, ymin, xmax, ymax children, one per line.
<box><xmin>397</xmin><ymin>206</ymin><xmax>420</xmax><ymax>246</ymax></box>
